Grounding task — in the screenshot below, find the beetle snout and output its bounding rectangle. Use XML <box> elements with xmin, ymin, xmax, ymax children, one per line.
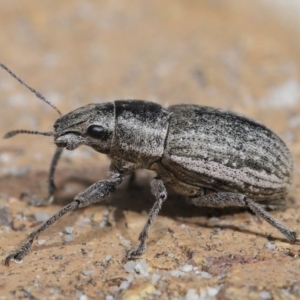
<box><xmin>54</xmin><ymin>136</ymin><xmax>68</xmax><ymax>148</ymax></box>
<box><xmin>54</xmin><ymin>132</ymin><xmax>83</xmax><ymax>150</ymax></box>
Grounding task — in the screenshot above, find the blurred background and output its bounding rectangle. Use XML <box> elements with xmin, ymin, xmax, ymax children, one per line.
<box><xmin>1</xmin><ymin>0</ymin><xmax>300</xmax><ymax>175</ymax></box>
<box><xmin>1</xmin><ymin>1</ymin><xmax>300</xmax><ymax>299</ymax></box>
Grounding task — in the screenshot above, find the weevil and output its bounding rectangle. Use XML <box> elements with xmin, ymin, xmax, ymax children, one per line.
<box><xmin>1</xmin><ymin>62</ymin><xmax>298</xmax><ymax>266</ymax></box>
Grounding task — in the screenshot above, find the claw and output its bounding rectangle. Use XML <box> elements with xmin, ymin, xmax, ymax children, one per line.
<box><xmin>5</xmin><ymin>239</ymin><xmax>33</xmax><ymax>266</ymax></box>
<box><xmin>4</xmin><ymin>256</ymin><xmax>11</xmax><ymax>266</ymax></box>
<box><xmin>126</xmin><ymin>242</ymin><xmax>146</xmax><ymax>259</ymax></box>
<box><xmin>4</xmin><ymin>253</ymin><xmax>23</xmax><ymax>266</ymax></box>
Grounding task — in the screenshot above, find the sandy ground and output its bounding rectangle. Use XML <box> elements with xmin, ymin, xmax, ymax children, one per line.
<box><xmin>1</xmin><ymin>1</ymin><xmax>300</xmax><ymax>299</ymax></box>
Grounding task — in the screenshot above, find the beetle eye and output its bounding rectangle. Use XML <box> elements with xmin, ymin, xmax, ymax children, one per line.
<box><xmin>86</xmin><ymin>125</ymin><xmax>109</xmax><ymax>140</ymax></box>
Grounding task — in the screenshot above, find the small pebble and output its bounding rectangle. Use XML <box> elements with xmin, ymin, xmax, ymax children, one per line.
<box><xmin>207</xmin><ymin>287</ymin><xmax>220</xmax><ymax>297</ymax></box>
<box><xmin>124</xmin><ymin>260</ymin><xmax>136</xmax><ymax>273</ymax></box>
<box><xmin>38</xmin><ymin>239</ymin><xmax>45</xmax><ymax>245</ymax></box>
<box><xmin>135</xmin><ymin>260</ymin><xmax>149</xmax><ymax>276</ymax></box>
<box><xmin>186</xmin><ymin>289</ymin><xmax>199</xmax><ymax>300</ymax></box>
<box><xmin>64</xmin><ymin>235</ymin><xmax>74</xmax><ymax>242</ymax></box>
<box><xmin>120</xmin><ymin>239</ymin><xmax>131</xmax><ymax>247</ymax></box>
<box><xmin>103</xmin><ymin>255</ymin><xmax>112</xmax><ymax>263</ymax></box>
<box><xmin>119</xmin><ymin>281</ymin><xmax>130</xmax><ymax>290</ymax></box>
<box><xmin>35</xmin><ymin>212</ymin><xmax>50</xmax><ymax>222</ymax></box>
<box><xmin>75</xmin><ymin>217</ymin><xmax>90</xmax><ymax>227</ymax></box>
<box><xmin>170</xmin><ymin>270</ymin><xmax>185</xmax><ymax>277</ymax></box>
<box><xmin>152</xmin><ymin>274</ymin><xmax>161</xmax><ymax>285</ymax></box>
<box><xmin>16</xmin><ymin>213</ymin><xmax>25</xmax><ymax>221</ymax></box>
<box><xmin>99</xmin><ymin>221</ymin><xmax>107</xmax><ymax>228</ymax></box>
<box><xmin>126</xmin><ymin>275</ymin><xmax>134</xmax><ymax>283</ymax></box>
<box><xmin>265</xmin><ymin>241</ymin><xmax>277</xmax><ymax>250</ymax></box>
<box><xmin>259</xmin><ymin>290</ymin><xmax>272</xmax><ymax>300</ymax></box>
<box><xmin>199</xmin><ymin>290</ymin><xmax>207</xmax><ymax>298</ymax></box>
<box><xmin>181</xmin><ymin>264</ymin><xmax>193</xmax><ymax>273</ymax></box>
<box><xmin>83</xmin><ymin>270</ymin><xmax>93</xmax><ymax>276</ymax></box>
<box><xmin>75</xmin><ymin>220</ymin><xmax>86</xmax><ymax>227</ymax></box>
<box><xmin>65</xmin><ymin>227</ymin><xmax>74</xmax><ymax>234</ymax></box>
<box><xmin>200</xmin><ymin>271</ymin><xmax>212</xmax><ymax>279</ymax></box>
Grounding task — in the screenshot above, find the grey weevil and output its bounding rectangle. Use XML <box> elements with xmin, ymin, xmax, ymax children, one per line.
<box><xmin>1</xmin><ymin>62</ymin><xmax>299</xmax><ymax>266</ymax></box>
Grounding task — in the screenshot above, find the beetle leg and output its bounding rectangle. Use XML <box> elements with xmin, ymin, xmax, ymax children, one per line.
<box><xmin>189</xmin><ymin>192</ymin><xmax>297</xmax><ymax>243</ymax></box>
<box><xmin>5</xmin><ymin>175</ymin><xmax>123</xmax><ymax>266</ymax></box>
<box><xmin>45</xmin><ymin>147</ymin><xmax>63</xmax><ymax>204</ymax></box>
<box><xmin>244</xmin><ymin>197</ymin><xmax>297</xmax><ymax>243</ymax></box>
<box><xmin>23</xmin><ymin>147</ymin><xmax>63</xmax><ymax>206</ymax></box>
<box><xmin>127</xmin><ymin>178</ymin><xmax>167</xmax><ymax>258</ymax></box>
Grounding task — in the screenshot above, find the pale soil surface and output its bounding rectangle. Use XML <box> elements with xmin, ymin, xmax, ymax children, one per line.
<box><xmin>1</xmin><ymin>1</ymin><xmax>300</xmax><ymax>299</ymax></box>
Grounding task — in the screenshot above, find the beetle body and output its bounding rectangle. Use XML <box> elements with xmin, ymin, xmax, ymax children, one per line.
<box><xmin>55</xmin><ymin>100</ymin><xmax>292</xmax><ymax>203</ymax></box>
<box><xmin>2</xmin><ymin>61</ymin><xmax>297</xmax><ymax>265</ymax></box>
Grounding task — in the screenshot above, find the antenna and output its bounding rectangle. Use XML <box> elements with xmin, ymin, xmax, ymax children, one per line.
<box><xmin>3</xmin><ymin>130</ymin><xmax>54</xmax><ymax>139</ymax></box>
<box><xmin>0</xmin><ymin>62</ymin><xmax>62</xmax><ymax>116</ymax></box>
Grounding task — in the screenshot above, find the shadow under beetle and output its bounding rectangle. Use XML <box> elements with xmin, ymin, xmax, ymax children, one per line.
<box><xmin>1</xmin><ymin>62</ymin><xmax>298</xmax><ymax>266</ymax></box>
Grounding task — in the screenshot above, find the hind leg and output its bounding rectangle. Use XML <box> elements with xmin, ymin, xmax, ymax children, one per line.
<box><xmin>189</xmin><ymin>192</ymin><xmax>297</xmax><ymax>242</ymax></box>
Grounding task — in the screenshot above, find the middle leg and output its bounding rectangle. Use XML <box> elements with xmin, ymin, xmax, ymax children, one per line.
<box><xmin>127</xmin><ymin>178</ymin><xmax>167</xmax><ymax>258</ymax></box>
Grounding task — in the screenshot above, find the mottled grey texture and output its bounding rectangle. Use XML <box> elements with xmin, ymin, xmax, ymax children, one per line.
<box><xmin>160</xmin><ymin>105</ymin><xmax>292</xmax><ymax>201</ymax></box>
<box><xmin>111</xmin><ymin>100</ymin><xmax>170</xmax><ymax>172</ymax></box>
<box><xmin>4</xmin><ymin>99</ymin><xmax>296</xmax><ymax>265</ymax></box>
<box><xmin>54</xmin><ymin>102</ymin><xmax>115</xmax><ymax>153</ymax></box>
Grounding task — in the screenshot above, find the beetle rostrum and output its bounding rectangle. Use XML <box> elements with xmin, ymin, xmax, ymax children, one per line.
<box><xmin>1</xmin><ymin>62</ymin><xmax>298</xmax><ymax>266</ymax></box>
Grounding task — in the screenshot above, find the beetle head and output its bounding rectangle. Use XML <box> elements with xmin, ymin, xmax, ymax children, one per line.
<box><xmin>1</xmin><ymin>62</ymin><xmax>116</xmax><ymax>155</ymax></box>
<box><xmin>54</xmin><ymin>103</ymin><xmax>115</xmax><ymax>154</ymax></box>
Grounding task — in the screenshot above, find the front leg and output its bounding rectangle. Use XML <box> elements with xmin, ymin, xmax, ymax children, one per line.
<box><xmin>25</xmin><ymin>147</ymin><xmax>63</xmax><ymax>206</ymax></box>
<box><xmin>127</xmin><ymin>178</ymin><xmax>167</xmax><ymax>258</ymax></box>
<box><xmin>45</xmin><ymin>147</ymin><xmax>63</xmax><ymax>204</ymax></box>
<box><xmin>5</xmin><ymin>174</ymin><xmax>123</xmax><ymax>266</ymax></box>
